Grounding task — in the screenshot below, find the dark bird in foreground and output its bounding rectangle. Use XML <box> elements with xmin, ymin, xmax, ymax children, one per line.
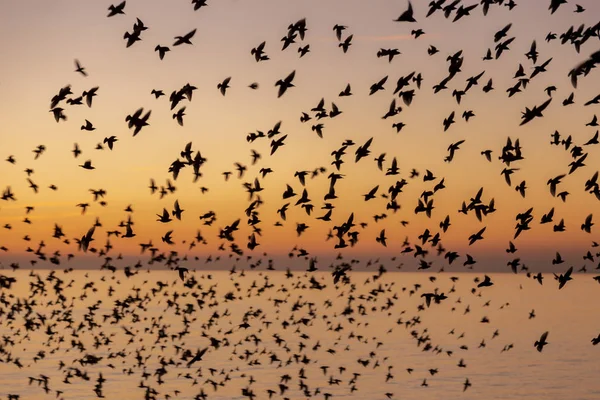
<box><xmin>126</xmin><ymin>107</ymin><xmax>152</xmax><ymax>136</ymax></box>
<box><xmin>107</xmin><ymin>1</ymin><xmax>126</xmax><ymax>17</ymax></box>
<box><xmin>520</xmin><ymin>98</ymin><xmax>552</xmax><ymax>125</ymax></box>
<box><xmin>395</xmin><ymin>1</ymin><xmax>417</xmax><ymax>22</ymax></box>
<box><xmin>155</xmin><ymin>45</ymin><xmax>170</xmax><ymax>60</ymax></box>
<box><xmin>554</xmin><ymin>266</ymin><xmax>573</xmax><ymax>290</ymax></box>
<box><xmin>74</xmin><ymin>59</ymin><xmax>87</xmax><ymax>76</ymax></box>
<box><xmin>79</xmin><ymin>160</ymin><xmax>95</xmax><ymax>170</ymax></box>
<box><xmin>534</xmin><ymin>331</ymin><xmax>549</xmax><ymax>352</ymax></box>
<box><xmin>173</xmin><ymin>29</ymin><xmax>197</xmax><ymax>46</ymax></box>
<box><xmin>218</xmin><ymin>77</ymin><xmax>231</xmax><ymax>96</ymax></box>
<box><xmin>570</xmin><ymin>50</ymin><xmax>600</xmax><ymax>88</ymax></box>
<box><xmin>275</xmin><ymin>70</ymin><xmax>296</xmax><ymax>98</ymax></box>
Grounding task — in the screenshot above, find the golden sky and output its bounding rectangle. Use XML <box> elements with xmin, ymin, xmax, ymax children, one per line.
<box><xmin>0</xmin><ymin>0</ymin><xmax>599</xmax><ymax>271</ymax></box>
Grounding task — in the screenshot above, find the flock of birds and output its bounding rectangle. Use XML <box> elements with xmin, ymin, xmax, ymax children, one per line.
<box><xmin>1</xmin><ymin>0</ymin><xmax>600</xmax><ymax>399</ymax></box>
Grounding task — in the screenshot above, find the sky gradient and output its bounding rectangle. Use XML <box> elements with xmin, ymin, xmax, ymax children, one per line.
<box><xmin>0</xmin><ymin>0</ymin><xmax>599</xmax><ymax>271</ymax></box>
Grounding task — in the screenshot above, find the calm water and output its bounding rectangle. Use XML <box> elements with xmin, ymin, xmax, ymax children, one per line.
<box><xmin>0</xmin><ymin>269</ymin><xmax>599</xmax><ymax>400</ymax></box>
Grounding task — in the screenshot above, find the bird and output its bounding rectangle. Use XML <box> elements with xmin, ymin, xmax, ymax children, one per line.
<box><xmin>72</xmin><ymin>143</ymin><xmax>82</xmax><ymax>158</ymax></box>
<box><xmin>468</xmin><ymin>227</ymin><xmax>486</xmax><ymax>245</ymax></box>
<box><xmin>333</xmin><ymin>24</ymin><xmax>347</xmax><ymax>41</ymax></box>
<box><xmin>107</xmin><ymin>1</ymin><xmax>126</xmax><ymax>17</ymax></box>
<box><xmin>339</xmin><ymin>83</ymin><xmax>352</xmax><ymax>97</ymax></box>
<box><xmin>376</xmin><ymin>229</ymin><xmax>387</xmax><ymax>247</ymax></box>
<box><xmin>74</xmin><ymin>59</ymin><xmax>87</xmax><ymax>76</ymax></box>
<box><xmin>50</xmin><ymin>107</ymin><xmax>67</xmax><ymax>122</ymax></box>
<box><xmin>520</xmin><ymin>98</ymin><xmax>552</xmax><ymax>125</ymax></box>
<box><xmin>443</xmin><ymin>111</ymin><xmax>455</xmax><ymax>131</ymax></box>
<box><xmin>126</xmin><ymin>107</ymin><xmax>151</xmax><ymax>135</ymax></box>
<box><xmin>80</xmin><ymin>119</ymin><xmax>95</xmax><ymax>131</ymax></box>
<box><xmin>251</xmin><ymin>41</ymin><xmax>269</xmax><ymax>62</ymax></box>
<box><xmin>172</xmin><ymin>200</ymin><xmax>184</xmax><ymax>220</ymax></box>
<box><xmin>339</xmin><ymin>35</ymin><xmax>353</xmax><ymax>53</ymax></box>
<box><xmin>173</xmin><ymin>29</ymin><xmax>197</xmax><ymax>46</ymax></box>
<box><xmin>173</xmin><ymin>107</ymin><xmax>186</xmax><ymax>126</ymax></box>
<box><xmin>477</xmin><ymin>275</ymin><xmax>493</xmax><ymax>287</ymax></box>
<box><xmin>275</xmin><ymin>70</ymin><xmax>296</xmax><ymax>98</ymax></box>
<box><xmin>549</xmin><ymin>0</ymin><xmax>568</xmax><ymax>14</ymax></box>
<box><xmin>570</xmin><ymin>50</ymin><xmax>600</xmax><ymax>88</ymax></box>
<box><xmin>411</xmin><ymin>29</ymin><xmax>425</xmax><ymax>38</ymax></box>
<box><xmin>82</xmin><ymin>86</ymin><xmax>99</xmax><ymax>107</ymax></box>
<box><xmin>554</xmin><ymin>267</ymin><xmax>573</xmax><ymax>289</ymax></box>
<box><xmin>155</xmin><ymin>45</ymin><xmax>170</xmax><ymax>60</ymax></box>
<box><xmin>151</xmin><ymin>89</ymin><xmax>164</xmax><ymax>98</ymax></box>
<box><xmin>395</xmin><ymin>1</ymin><xmax>417</xmax><ymax>22</ymax></box>
<box><xmin>581</xmin><ymin>214</ymin><xmax>594</xmax><ymax>233</ymax></box>
<box><xmin>169</xmin><ymin>264</ymin><xmax>187</xmax><ymax>280</ymax></box>
<box><xmin>218</xmin><ymin>77</ymin><xmax>231</xmax><ymax>96</ymax></box>
<box><xmin>79</xmin><ymin>160</ymin><xmax>95</xmax><ymax>170</ymax></box>
<box><xmin>369</xmin><ymin>76</ymin><xmax>388</xmax><ymax>95</ymax></box>
<box><xmin>103</xmin><ymin>136</ymin><xmax>118</xmax><ymax>150</ymax></box>
<box><xmin>298</xmin><ymin>44</ymin><xmax>310</xmax><ymax>57</ymax></box>
<box><xmin>363</xmin><ymin>185</ymin><xmax>379</xmax><ymax>201</ymax></box>
<box><xmin>191</xmin><ymin>0</ymin><xmax>208</xmax><ymax>11</ymax></box>
<box><xmin>463</xmin><ymin>378</ymin><xmax>472</xmax><ymax>392</ymax></box>
<box><xmin>534</xmin><ymin>331</ymin><xmax>549</xmax><ymax>352</ymax></box>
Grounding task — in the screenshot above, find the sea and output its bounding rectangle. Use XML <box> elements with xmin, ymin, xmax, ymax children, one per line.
<box><xmin>0</xmin><ymin>269</ymin><xmax>599</xmax><ymax>400</ymax></box>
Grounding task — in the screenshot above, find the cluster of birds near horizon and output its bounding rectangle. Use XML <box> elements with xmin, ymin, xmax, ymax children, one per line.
<box><xmin>1</xmin><ymin>0</ymin><xmax>600</xmax><ymax>398</ymax></box>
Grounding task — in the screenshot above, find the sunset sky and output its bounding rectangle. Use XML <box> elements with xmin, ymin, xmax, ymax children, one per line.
<box><xmin>0</xmin><ymin>0</ymin><xmax>599</xmax><ymax>271</ymax></box>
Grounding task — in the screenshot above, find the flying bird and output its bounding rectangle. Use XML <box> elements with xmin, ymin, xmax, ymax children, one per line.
<box><xmin>395</xmin><ymin>1</ymin><xmax>417</xmax><ymax>22</ymax></box>
<box><xmin>218</xmin><ymin>77</ymin><xmax>231</xmax><ymax>96</ymax></box>
<box><xmin>534</xmin><ymin>331</ymin><xmax>549</xmax><ymax>352</ymax></box>
<box><xmin>74</xmin><ymin>59</ymin><xmax>87</xmax><ymax>76</ymax></box>
<box><xmin>155</xmin><ymin>45</ymin><xmax>170</xmax><ymax>60</ymax></box>
<box><xmin>275</xmin><ymin>70</ymin><xmax>296</xmax><ymax>98</ymax></box>
<box><xmin>107</xmin><ymin>1</ymin><xmax>126</xmax><ymax>17</ymax></box>
<box><xmin>173</xmin><ymin>29</ymin><xmax>197</xmax><ymax>46</ymax></box>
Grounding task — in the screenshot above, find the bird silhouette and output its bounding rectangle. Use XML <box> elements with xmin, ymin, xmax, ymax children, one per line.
<box><xmin>275</xmin><ymin>70</ymin><xmax>296</xmax><ymax>98</ymax></box>
<box><xmin>107</xmin><ymin>1</ymin><xmax>126</xmax><ymax>17</ymax></box>
<box><xmin>534</xmin><ymin>331</ymin><xmax>549</xmax><ymax>352</ymax></box>
<box><xmin>173</xmin><ymin>29</ymin><xmax>197</xmax><ymax>46</ymax></box>
<box><xmin>395</xmin><ymin>1</ymin><xmax>417</xmax><ymax>22</ymax></box>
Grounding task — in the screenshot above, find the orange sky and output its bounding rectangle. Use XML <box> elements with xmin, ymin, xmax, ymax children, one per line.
<box><xmin>0</xmin><ymin>0</ymin><xmax>599</xmax><ymax>271</ymax></box>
